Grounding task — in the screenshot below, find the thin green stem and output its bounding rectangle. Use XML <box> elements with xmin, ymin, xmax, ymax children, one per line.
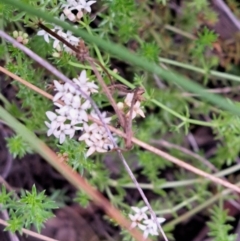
<box><xmin>0</xmin><ymin>93</ymin><xmax>11</xmax><ymax>108</ymax></box>
<box><xmin>163</xmin><ymin>184</ymin><xmax>240</xmax><ymax>228</ymax></box>
<box><xmin>108</xmin><ymin>163</ymin><xmax>240</xmax><ymax>189</ymax></box>
<box><xmin>155</xmin><ymin>195</ymin><xmax>199</xmax><ymax>215</ymax></box>
<box><xmin>80</xmin><ymin>19</ymin><xmax>105</xmax><ymax>65</ymax></box>
<box><xmin>159</xmin><ymin>57</ymin><xmax>240</xmax><ymax>83</ymax></box>
<box><xmin>69</xmin><ymin>61</ymin><xmax>215</xmax><ymax>127</ymax></box>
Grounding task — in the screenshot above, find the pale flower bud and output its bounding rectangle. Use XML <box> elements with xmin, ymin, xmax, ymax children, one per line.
<box><xmin>22</xmin><ymin>39</ymin><xmax>29</xmax><ymax>45</ymax></box>
<box><xmin>52</xmin><ymin>52</ymin><xmax>61</xmax><ymax>58</ymax></box>
<box><xmin>17</xmin><ymin>36</ymin><xmax>23</xmax><ymax>43</ymax></box>
<box><xmin>13</xmin><ymin>31</ymin><xmax>18</xmax><ymax>38</ymax></box>
<box><xmin>63</xmin><ymin>8</ymin><xmax>76</xmax><ymax>22</ymax></box>
<box><xmin>76</xmin><ymin>10</ymin><xmax>83</xmax><ymax>20</ymax></box>
<box><xmin>117</xmin><ymin>102</ymin><xmax>124</xmax><ymax>110</ymax></box>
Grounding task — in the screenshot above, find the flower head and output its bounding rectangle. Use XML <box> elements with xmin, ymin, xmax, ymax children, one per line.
<box><xmin>62</xmin><ymin>0</ymin><xmax>96</xmax><ymax>13</ymax></box>
<box><xmin>37</xmin><ymin>29</ymin><xmax>53</xmax><ymax>43</ymax></box>
<box><xmin>45</xmin><ymin>111</ymin><xmax>82</xmax><ymax>144</ymax></box>
<box><xmin>141</xmin><ymin>216</ymin><xmax>166</xmax><ymax>239</ymax></box>
<box><xmin>73</xmin><ymin>70</ymin><xmax>99</xmax><ymax>96</ymax></box>
<box><xmin>63</xmin><ymin>8</ymin><xmax>83</xmax><ymax>22</ymax></box>
<box><xmin>78</xmin><ymin>0</ymin><xmax>96</xmax><ymax>12</ymax></box>
<box><xmin>128</xmin><ymin>206</ymin><xmax>166</xmax><ymax>239</ymax></box>
<box><xmin>79</xmin><ymin>122</ymin><xmax>114</xmax><ymax>157</ymax></box>
<box><xmin>129</xmin><ymin>206</ymin><xmax>148</xmax><ymax>229</ymax></box>
<box><xmin>124</xmin><ymin>93</ymin><xmax>145</xmax><ymax>119</ymax></box>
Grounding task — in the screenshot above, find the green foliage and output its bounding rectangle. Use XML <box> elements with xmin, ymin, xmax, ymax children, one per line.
<box><xmin>193</xmin><ymin>27</ymin><xmax>218</xmax><ymax>56</ymax></box>
<box><xmin>187</xmin><ymin>0</ymin><xmax>209</xmax><ymax>12</ymax></box>
<box><xmin>0</xmin><ymin>185</ymin><xmax>58</xmax><ymax>233</ymax></box>
<box><xmin>57</xmin><ymin>139</ymin><xmax>93</xmax><ymax>174</ymax></box>
<box><xmin>207</xmin><ymin>204</ymin><xmax>237</xmax><ymax>241</ymax></box>
<box><xmin>6</xmin><ymin>134</ymin><xmax>33</xmax><ymax>158</ymax></box>
<box><xmin>138</xmin><ymin>42</ymin><xmax>160</xmax><ymax>63</ymax></box>
<box><xmin>74</xmin><ymin>190</ymin><xmax>91</xmax><ymax>208</ymax></box>
<box><xmin>1</xmin><ymin>1</ymin><xmax>240</xmax><ymax>240</ymax></box>
<box><xmin>102</xmin><ymin>0</ymin><xmax>139</xmax><ymax>42</ymax></box>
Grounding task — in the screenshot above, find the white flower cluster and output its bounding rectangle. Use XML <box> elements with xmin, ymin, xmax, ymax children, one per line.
<box><xmin>79</xmin><ymin>112</ymin><xmax>117</xmax><ymax>156</ymax></box>
<box><xmin>37</xmin><ymin>15</ymin><xmax>79</xmax><ymax>54</ymax></box>
<box><xmin>129</xmin><ymin>206</ymin><xmax>166</xmax><ymax>239</ymax></box>
<box><xmin>45</xmin><ymin>70</ymin><xmax>114</xmax><ymax>157</ymax></box>
<box><xmin>117</xmin><ymin>92</ymin><xmax>145</xmax><ymax>120</ymax></box>
<box><xmin>13</xmin><ymin>31</ymin><xmax>29</xmax><ymax>45</ymax></box>
<box><xmin>37</xmin><ymin>0</ymin><xmax>96</xmax><ymax>53</ymax></box>
<box><xmin>62</xmin><ymin>0</ymin><xmax>96</xmax><ymax>13</ymax></box>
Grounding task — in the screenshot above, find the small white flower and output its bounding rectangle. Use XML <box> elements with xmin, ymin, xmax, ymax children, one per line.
<box><xmin>63</xmin><ymin>92</ymin><xmax>74</xmax><ymax>105</ymax></box>
<box><xmin>124</xmin><ymin>93</ymin><xmax>145</xmax><ymax>119</ymax></box>
<box><xmin>73</xmin><ymin>70</ymin><xmax>99</xmax><ymax>96</ymax></box>
<box><xmin>63</xmin><ymin>30</ymin><xmax>79</xmax><ymax>46</ymax></box>
<box><xmin>37</xmin><ymin>29</ymin><xmax>52</xmax><ymax>43</ymax></box>
<box><xmin>63</xmin><ymin>8</ymin><xmax>77</xmax><ymax>22</ymax></box>
<box><xmin>140</xmin><ymin>222</ymin><xmax>158</xmax><ymax>239</ymax></box>
<box><xmin>79</xmin><ymin>123</ymin><xmax>112</xmax><ymax>157</ymax></box>
<box><xmin>62</xmin><ymin>0</ymin><xmax>96</xmax><ymax>13</ymax></box>
<box><xmin>78</xmin><ymin>0</ymin><xmax>96</xmax><ymax>12</ymax></box>
<box><xmin>128</xmin><ymin>206</ymin><xmax>165</xmax><ymax>239</ymax></box>
<box><xmin>51</xmin><ymin>15</ymin><xmax>79</xmax><ymax>51</ymax></box>
<box><xmin>53</xmin><ymin>81</ymin><xmax>68</xmax><ymax>101</ymax></box>
<box><xmin>143</xmin><ymin>216</ymin><xmax>166</xmax><ymax>229</ymax></box>
<box><xmin>45</xmin><ymin>111</ymin><xmax>66</xmax><ymax>136</ymax></box>
<box><xmin>53</xmin><ymin>123</ymin><xmax>70</xmax><ymax>144</ymax></box>
<box><xmin>61</xmin><ymin>0</ymin><xmax>78</xmax><ymax>9</ymax></box>
<box><xmin>126</xmin><ymin>101</ymin><xmax>145</xmax><ymax>119</ymax></box>
<box><xmin>140</xmin><ymin>216</ymin><xmax>166</xmax><ymax>239</ymax></box>
<box><xmin>129</xmin><ymin>206</ymin><xmax>149</xmax><ymax>229</ymax></box>
<box><xmin>55</xmin><ymin>104</ymin><xmax>70</xmax><ymax>117</ymax></box>
<box><xmin>129</xmin><ymin>206</ymin><xmax>148</xmax><ymax>224</ymax></box>
<box><xmin>91</xmin><ymin>111</ymin><xmax>112</xmax><ymax>124</ymax></box>
<box><xmin>79</xmin><ymin>123</ymin><xmax>100</xmax><ymax>142</ymax></box>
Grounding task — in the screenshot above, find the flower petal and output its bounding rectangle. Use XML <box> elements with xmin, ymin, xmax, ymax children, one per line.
<box><xmin>86</xmin><ymin>146</ymin><xmax>95</xmax><ymax>157</ymax></box>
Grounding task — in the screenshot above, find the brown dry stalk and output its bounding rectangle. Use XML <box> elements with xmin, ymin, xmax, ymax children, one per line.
<box><xmin>2</xmin><ymin>66</ymin><xmax>240</xmax><ymax>194</ymax></box>
<box><xmin>125</xmin><ymin>88</ymin><xmax>138</xmax><ymax>149</ymax></box>
<box><xmin>0</xmin><ymin>218</ymin><xmax>58</xmax><ymax>241</ymax></box>
<box><xmin>86</xmin><ymin>59</ymin><xmax>126</xmax><ymax>130</ymax></box>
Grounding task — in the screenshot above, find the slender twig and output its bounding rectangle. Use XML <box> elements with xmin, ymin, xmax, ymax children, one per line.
<box><xmin>151</xmin><ymin>139</ymin><xmax>217</xmax><ymax>171</ymax></box>
<box><xmin>0</xmin><ymin>218</ymin><xmax>59</xmax><ymax>241</ymax></box>
<box><xmin>0</xmin><ymin>205</ymin><xmax>19</xmax><ymax>241</ymax></box>
<box><xmin>86</xmin><ymin>59</ymin><xmax>126</xmax><ymax>129</ymax></box>
<box><xmin>182</xmin><ymin>85</ymin><xmax>240</xmax><ymax>97</ymax></box>
<box><xmin>2</xmin><ymin>66</ymin><xmax>240</xmax><ymax>194</ymax></box>
<box><xmin>125</xmin><ymin>88</ymin><xmax>140</xmax><ymax>149</ymax></box>
<box><xmin>187</xmin><ymin>133</ymin><xmax>199</xmax><ymax>152</ymax></box>
<box><xmin>213</xmin><ymin>0</ymin><xmax>240</xmax><ymax>31</ymax></box>
<box><xmin>164</xmin><ymin>181</ymin><xmax>240</xmax><ymax>228</ymax></box>
<box><xmin>0</xmin><ymin>31</ymin><xmax>167</xmax><ymax>241</ymax></box>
